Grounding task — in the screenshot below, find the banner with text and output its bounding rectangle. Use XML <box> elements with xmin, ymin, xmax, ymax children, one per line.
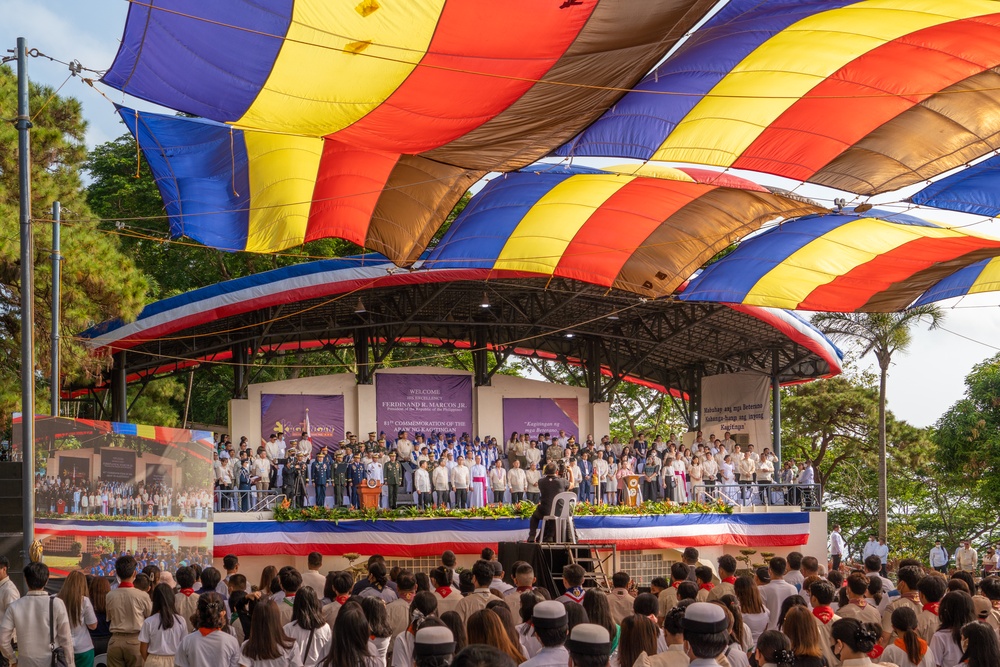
<box><xmin>701</xmin><ymin>373</ymin><xmax>771</xmax><ymax>448</ymax></box>
<box><xmin>502</xmin><ymin>398</ymin><xmax>579</xmax><ymax>440</ymax></box>
<box><xmin>376</xmin><ymin>374</ymin><xmax>473</xmax><ymax>437</ymax></box>
<box><xmin>260</xmin><ymin>394</ymin><xmax>345</xmax><ymax>453</ymax></box>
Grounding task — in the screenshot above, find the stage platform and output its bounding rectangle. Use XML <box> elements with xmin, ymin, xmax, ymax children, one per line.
<box><xmin>211</xmin><ymin>510</ymin><xmax>815</xmax><ymax>558</ymax></box>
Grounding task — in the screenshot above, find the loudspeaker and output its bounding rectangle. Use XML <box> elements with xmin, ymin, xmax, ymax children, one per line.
<box><xmin>0</xmin><ymin>462</ymin><xmax>27</xmax><ymax>591</ymax></box>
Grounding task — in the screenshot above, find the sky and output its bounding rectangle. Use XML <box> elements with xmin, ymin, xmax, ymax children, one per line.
<box><xmin>4</xmin><ymin>0</ymin><xmax>1000</xmax><ymax>428</ymax></box>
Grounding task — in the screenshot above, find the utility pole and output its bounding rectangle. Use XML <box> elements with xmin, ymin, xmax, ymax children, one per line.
<box><xmin>51</xmin><ymin>201</ymin><xmax>61</xmax><ymax>417</ymax></box>
<box><xmin>16</xmin><ymin>37</ymin><xmax>36</xmax><ymax>565</ymax></box>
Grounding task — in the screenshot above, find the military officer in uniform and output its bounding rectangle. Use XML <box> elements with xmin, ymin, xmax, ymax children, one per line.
<box><xmin>383</xmin><ymin>451</ymin><xmax>403</xmax><ymax>509</ymax></box>
<box><xmin>347</xmin><ymin>453</ymin><xmax>367</xmax><ymax>509</ymax></box>
<box><xmin>333</xmin><ymin>447</ymin><xmax>349</xmax><ymax>508</ymax></box>
<box><xmin>311</xmin><ymin>449</ymin><xmax>332</xmax><ymax>509</ymax></box>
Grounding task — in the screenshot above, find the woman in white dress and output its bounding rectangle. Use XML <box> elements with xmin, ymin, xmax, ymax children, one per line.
<box><xmin>719</xmin><ymin>455</ymin><xmax>738</xmax><ymax>505</ymax></box>
<box><xmin>671</xmin><ymin>455</ymin><xmax>688</xmax><ymax>503</ymax></box>
<box><xmin>689</xmin><ymin>457</ymin><xmax>704</xmax><ymax>502</ymax></box>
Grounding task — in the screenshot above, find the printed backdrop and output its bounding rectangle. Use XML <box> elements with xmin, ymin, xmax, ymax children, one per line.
<box><xmin>260</xmin><ymin>394</ymin><xmax>345</xmax><ymax>452</ymax></box>
<box><xmin>376</xmin><ymin>373</ymin><xmax>473</xmax><ymax>437</ymax></box>
<box><xmin>701</xmin><ymin>372</ymin><xmax>771</xmax><ymax>448</ymax></box>
<box><xmin>502</xmin><ymin>397</ymin><xmax>579</xmax><ymax>440</ymax></box>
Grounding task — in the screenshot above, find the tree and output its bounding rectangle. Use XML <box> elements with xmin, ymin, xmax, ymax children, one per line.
<box><xmin>780</xmin><ymin>374</ymin><xmax>879</xmax><ymax>488</ymax></box>
<box><xmin>0</xmin><ymin>66</ymin><xmax>147</xmax><ymax>427</ymax></box>
<box><xmin>812</xmin><ymin>307</ymin><xmax>944</xmax><ymax>540</ymax></box>
<box><xmin>935</xmin><ymin>352</ymin><xmax>1000</xmax><ymax>504</ymax></box>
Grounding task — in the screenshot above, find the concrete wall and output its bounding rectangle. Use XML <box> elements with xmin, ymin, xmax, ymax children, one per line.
<box><xmin>228</xmin><ymin>368</ymin><xmax>612</xmax><ymax>445</ymax></box>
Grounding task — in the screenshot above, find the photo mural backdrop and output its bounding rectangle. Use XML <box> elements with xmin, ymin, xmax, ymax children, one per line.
<box><xmin>502</xmin><ymin>397</ymin><xmax>580</xmax><ymax>440</ymax></box>
<box><xmin>15</xmin><ymin>416</ymin><xmax>215</xmax><ymax>575</ymax></box>
<box><xmin>376</xmin><ymin>374</ymin><xmax>473</xmax><ymax>437</ymax></box>
<box><xmin>260</xmin><ymin>394</ymin><xmax>345</xmax><ymax>453</ymax></box>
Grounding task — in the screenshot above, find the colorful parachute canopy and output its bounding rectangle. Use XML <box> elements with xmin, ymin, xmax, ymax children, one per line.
<box><xmin>104</xmin><ymin>0</ymin><xmax>717</xmax><ymax>260</ymax></box>
<box><xmin>678</xmin><ymin>209</ymin><xmax>1000</xmax><ymax>311</ymax></box>
<box><xmin>912</xmin><ymin>258</ymin><xmax>1000</xmax><ymax>306</ymax></box>
<box><xmin>910</xmin><ymin>154</ymin><xmax>1000</xmax><ymax>217</ymax></box>
<box><xmin>556</xmin><ymin>0</ymin><xmax>1000</xmax><ymax>195</ymax></box>
<box><xmin>424</xmin><ymin>164</ymin><xmax>825</xmax><ymax>298</ymax></box>
<box><xmin>120</xmin><ymin>107</ymin><xmax>479</xmax><ymax>258</ymax></box>
<box><xmin>103</xmin><ymin>0</ymin><xmax>713</xmax><ymax>165</ymax></box>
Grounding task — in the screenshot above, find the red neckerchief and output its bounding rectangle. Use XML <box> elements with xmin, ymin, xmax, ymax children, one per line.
<box><xmin>868</xmin><ymin>645</ymin><xmax>885</xmax><ymax>660</ymax></box>
<box><xmin>198</xmin><ymin>628</ymin><xmax>219</xmax><ymax>637</ymax></box>
<box><xmin>516</xmin><ymin>586</ymin><xmax>533</xmax><ymax>592</ymax></box>
<box><xmin>923</xmin><ymin>602</ymin><xmax>940</xmax><ymax>615</ymax></box>
<box><xmin>180</xmin><ymin>588</ymin><xmax>195</xmax><ymax>597</ymax></box>
<box><xmin>435</xmin><ymin>586</ymin><xmax>453</xmax><ymax>598</ymax></box>
<box><xmin>119</xmin><ymin>582</ymin><xmax>134</xmax><ymax>588</ymax></box>
<box><xmin>894</xmin><ymin>636</ymin><xmax>927</xmax><ymax>656</ymax></box>
<box><xmin>850</xmin><ymin>598</ymin><xmax>868</xmax><ymax>608</ymax></box>
<box><xmin>812</xmin><ymin>606</ymin><xmax>834</xmax><ymax>624</ymax></box>
<box><xmin>564</xmin><ymin>587</ymin><xmax>585</xmax><ymax>604</ymax></box>
<box><xmin>699</xmin><ymin>583</ymin><xmax>715</xmax><ymax>591</ymax></box>
<box><xmin>722</xmin><ymin>576</ymin><xmax>736</xmax><ymax>585</ymax></box>
<box><xmin>335</xmin><ymin>594</ymin><xmax>350</xmax><ymax>605</ymax></box>
<box><xmin>672</xmin><ymin>581</ymin><xmax>682</xmax><ymax>589</ymax></box>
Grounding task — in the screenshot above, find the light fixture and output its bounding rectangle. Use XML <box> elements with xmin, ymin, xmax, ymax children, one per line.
<box><xmin>479</xmin><ymin>291</ymin><xmax>491</xmax><ymax>308</ymax></box>
<box><xmin>607</xmin><ymin>312</ymin><xmax>620</xmax><ymax>320</ymax></box>
<box><xmin>354</xmin><ymin>298</ymin><xmax>367</xmax><ymax>314</ymax></box>
<box><xmin>565</xmin><ymin>332</ymin><xmax>575</xmax><ymax>338</ymax></box>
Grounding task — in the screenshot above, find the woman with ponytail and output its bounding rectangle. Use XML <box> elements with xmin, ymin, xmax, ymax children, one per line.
<box><xmin>830</xmin><ymin>618</ymin><xmax>895</xmax><ymax>667</ymax></box>
<box><xmin>390</xmin><ymin>591</ymin><xmax>437</xmax><ymax>667</ymax></box>
<box><xmin>881</xmin><ymin>606</ymin><xmax>934</xmax><ymax>667</ymax></box>
<box><xmin>754</xmin><ymin>630</ymin><xmax>796</xmax><ymax>667</ymax></box>
<box><xmin>928</xmin><ymin>591</ymin><xmax>975</xmax><ymax>667</ymax></box>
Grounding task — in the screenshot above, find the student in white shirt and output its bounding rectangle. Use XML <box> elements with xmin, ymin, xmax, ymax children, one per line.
<box><xmin>175</xmin><ymin>593</ymin><xmax>241</xmax><ymax>667</ymax></box>
<box><xmin>283</xmin><ymin>588</ymin><xmax>331</xmax><ymax>667</ymax></box>
<box><xmin>139</xmin><ymin>583</ymin><xmax>188</xmax><ymax>667</ymax></box>
<box><xmin>239</xmin><ymin>599</ymin><xmax>299</xmax><ymax>667</ymax></box>
<box><xmin>57</xmin><ymin>570</ymin><xmax>99</xmax><ymax>667</ymax></box>
<box><xmin>0</xmin><ymin>562</ymin><xmax>75</xmax><ymax>667</ymax></box>
<box><xmin>831</xmin><ymin>617</ymin><xmax>896</xmax><ymax>667</ymax></box>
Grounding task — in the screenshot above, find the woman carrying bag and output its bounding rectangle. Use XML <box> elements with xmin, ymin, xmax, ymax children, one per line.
<box><xmin>57</xmin><ymin>571</ymin><xmax>97</xmax><ymax>667</ymax></box>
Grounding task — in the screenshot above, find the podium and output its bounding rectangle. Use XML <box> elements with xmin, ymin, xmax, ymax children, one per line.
<box><xmin>360</xmin><ymin>481</ymin><xmax>383</xmax><ymax>509</ymax></box>
<box><xmin>624</xmin><ymin>475</ymin><xmax>641</xmax><ymax>507</ymax></box>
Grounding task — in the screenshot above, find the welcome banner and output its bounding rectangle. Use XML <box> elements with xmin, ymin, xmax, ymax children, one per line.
<box><xmin>503</xmin><ymin>397</ymin><xmax>579</xmax><ymax>439</ymax></box>
<box><xmin>260</xmin><ymin>394</ymin><xmax>345</xmax><ymax>452</ymax></box>
<box><xmin>376</xmin><ymin>373</ymin><xmax>473</xmax><ymax>437</ymax></box>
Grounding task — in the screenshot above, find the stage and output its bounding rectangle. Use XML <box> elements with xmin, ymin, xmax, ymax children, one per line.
<box><xmin>212</xmin><ymin>509</ymin><xmax>816</xmax><ymax>558</ymax></box>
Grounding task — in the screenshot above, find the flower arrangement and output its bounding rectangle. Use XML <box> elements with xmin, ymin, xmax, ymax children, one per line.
<box><xmin>272</xmin><ymin>498</ymin><xmax>732</xmax><ymax>523</ymax></box>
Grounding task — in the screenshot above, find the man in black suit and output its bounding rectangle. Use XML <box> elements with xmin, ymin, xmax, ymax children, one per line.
<box><xmin>527</xmin><ymin>463</ymin><xmax>568</xmax><ymax>543</ymax></box>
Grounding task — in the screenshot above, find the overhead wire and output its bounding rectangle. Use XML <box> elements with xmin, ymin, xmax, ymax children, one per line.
<box><xmin>120</xmin><ymin>0</ymin><xmax>1000</xmax><ymax>102</ymax></box>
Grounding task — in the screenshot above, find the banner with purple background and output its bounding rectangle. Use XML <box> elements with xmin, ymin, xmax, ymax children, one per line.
<box><xmin>503</xmin><ymin>398</ymin><xmax>580</xmax><ymax>440</ymax></box>
<box><xmin>376</xmin><ymin>374</ymin><xmax>473</xmax><ymax>437</ymax></box>
<box><xmin>260</xmin><ymin>394</ymin><xmax>345</xmax><ymax>452</ymax></box>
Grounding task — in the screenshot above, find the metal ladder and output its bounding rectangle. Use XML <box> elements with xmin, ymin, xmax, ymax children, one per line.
<box><xmin>568</xmin><ymin>542</ymin><xmax>616</xmax><ymax>591</ymax></box>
